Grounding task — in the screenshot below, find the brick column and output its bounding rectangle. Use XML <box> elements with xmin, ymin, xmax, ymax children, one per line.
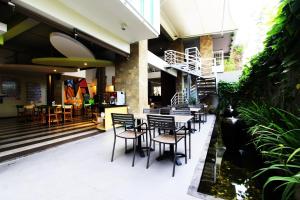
<box><xmin>115</xmin><ymin>40</ymin><xmax>148</xmax><ymax>114</ymax></box>
<box><xmin>200</xmin><ymin>35</ymin><xmax>213</xmax><ymax>76</ymax></box>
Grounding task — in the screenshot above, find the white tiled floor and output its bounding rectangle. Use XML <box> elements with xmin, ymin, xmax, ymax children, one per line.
<box><xmin>0</xmin><ymin>115</ymin><xmax>216</xmax><ymax>200</ymax></box>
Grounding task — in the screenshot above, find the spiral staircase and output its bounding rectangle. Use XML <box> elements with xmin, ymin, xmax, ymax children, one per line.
<box><xmin>165</xmin><ymin>47</ymin><xmax>219</xmax><ymax>106</ymax></box>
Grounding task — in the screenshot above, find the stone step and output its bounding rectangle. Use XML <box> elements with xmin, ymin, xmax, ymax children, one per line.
<box><xmin>0</xmin><ymin>129</ymin><xmax>100</xmax><ymax>163</ymax></box>
<box><xmin>0</xmin><ymin>122</ymin><xmax>93</xmax><ymax>140</ymax></box>
<box><xmin>0</xmin><ymin>125</ymin><xmax>96</xmax><ymax>150</ymax></box>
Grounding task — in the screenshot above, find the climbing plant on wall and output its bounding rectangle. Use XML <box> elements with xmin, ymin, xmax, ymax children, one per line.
<box><xmin>219</xmin><ymin>0</ymin><xmax>300</xmax><ymax>113</ymax></box>
<box><xmin>218</xmin><ymin>0</ymin><xmax>300</xmax><ymax>199</ymax></box>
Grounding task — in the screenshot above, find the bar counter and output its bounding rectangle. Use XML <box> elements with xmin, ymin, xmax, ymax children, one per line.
<box><xmin>95</xmin><ymin>105</ymin><xmax>128</xmax><ymax>130</ymax></box>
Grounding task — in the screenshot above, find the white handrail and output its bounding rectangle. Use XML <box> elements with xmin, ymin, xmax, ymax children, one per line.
<box><xmin>164</xmin><ymin>47</ymin><xmax>223</xmax><ymax>77</ymax></box>
<box><xmin>170</xmin><ymin>92</ymin><xmax>188</xmax><ymax>107</ymax></box>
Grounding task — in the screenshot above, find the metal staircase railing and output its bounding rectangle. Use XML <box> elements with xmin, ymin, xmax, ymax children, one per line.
<box><xmin>164</xmin><ymin>49</ymin><xmax>201</xmax><ymax>76</ymax></box>
<box><xmin>164</xmin><ymin>47</ymin><xmax>222</xmax><ymax>78</ymax></box>
<box><xmin>170</xmin><ymin>92</ymin><xmax>188</xmax><ymax>107</ymax></box>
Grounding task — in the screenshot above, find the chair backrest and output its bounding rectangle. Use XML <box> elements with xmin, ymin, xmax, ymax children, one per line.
<box><xmin>195</xmin><ymin>104</ymin><xmax>205</xmax><ymax>112</ymax></box>
<box><xmin>64</xmin><ymin>105</ymin><xmax>73</xmax><ymax>112</ymax></box>
<box><xmin>175</xmin><ymin>106</ymin><xmax>190</xmax><ymax>111</ymax></box>
<box><xmin>55</xmin><ymin>105</ymin><xmax>62</xmax><ymax>113</ymax></box>
<box><xmin>48</xmin><ymin>106</ymin><xmax>57</xmax><ymax>114</ymax></box>
<box><xmin>159</xmin><ymin>107</ymin><xmax>171</xmax><ymax>115</ymax></box>
<box><xmin>170</xmin><ymin>109</ymin><xmax>191</xmax><ymax>116</ymax></box>
<box><xmin>147</xmin><ymin>115</ymin><xmax>176</xmax><ymax>130</ymax></box>
<box><xmin>143</xmin><ymin>108</ymin><xmax>160</xmax><ymax>114</ymax></box>
<box><xmin>16</xmin><ymin>105</ymin><xmax>24</xmax><ymax>112</ymax></box>
<box><xmin>111</xmin><ymin>113</ymin><xmax>135</xmax><ymax>128</ymax></box>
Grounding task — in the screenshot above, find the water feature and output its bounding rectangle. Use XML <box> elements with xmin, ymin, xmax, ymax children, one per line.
<box><xmin>198</xmin><ymin>107</ymin><xmax>263</xmax><ymax>199</ymax></box>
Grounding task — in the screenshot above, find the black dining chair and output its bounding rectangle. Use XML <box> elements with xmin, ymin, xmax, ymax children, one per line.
<box><xmin>146</xmin><ymin>115</ymin><xmax>187</xmax><ymax>177</ymax></box>
<box><xmin>141</xmin><ymin>108</ymin><xmax>160</xmax><ymax>143</ymax></box>
<box><xmin>111</xmin><ymin>113</ymin><xmax>148</xmax><ymax>167</ymax></box>
<box><xmin>170</xmin><ymin>109</ymin><xmax>192</xmax><ymax>159</ymax></box>
<box><xmin>159</xmin><ymin>107</ymin><xmax>171</xmax><ymax>115</ymax></box>
<box><xmin>193</xmin><ymin>104</ymin><xmax>206</xmax><ymax>130</ymax></box>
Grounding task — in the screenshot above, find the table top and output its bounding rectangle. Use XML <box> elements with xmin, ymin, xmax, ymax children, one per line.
<box><xmin>133</xmin><ymin>113</ymin><xmax>193</xmax><ymax>123</ymax></box>
<box><xmin>189</xmin><ymin>107</ymin><xmax>201</xmax><ymax>112</ymax></box>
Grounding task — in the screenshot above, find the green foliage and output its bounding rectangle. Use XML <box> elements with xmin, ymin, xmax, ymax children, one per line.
<box><xmin>224</xmin><ymin>45</ymin><xmax>244</xmax><ymax>72</ymax></box>
<box><xmin>236</xmin><ymin>0</ymin><xmax>300</xmax><ymax>111</ymax></box>
<box><xmin>238</xmin><ymin>102</ymin><xmax>300</xmax><ymax>199</ymax></box>
<box><xmin>188</xmin><ymin>96</ymin><xmax>196</xmax><ymax>105</ymax></box>
<box><xmin>224</xmin><ymin>59</ymin><xmax>236</xmax><ymax>71</ymax></box>
<box><xmin>217</xmin><ymin>0</ymin><xmax>300</xmax><ymax>198</ymax></box>
<box><xmin>217</xmin><ymin>81</ymin><xmax>239</xmax><ymax>111</ymax></box>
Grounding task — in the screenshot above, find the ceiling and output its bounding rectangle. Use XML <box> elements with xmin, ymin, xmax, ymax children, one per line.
<box><xmin>0</xmin><ymin>64</ymin><xmax>77</xmax><ymax>73</ymax></box>
<box><xmin>212</xmin><ymin>33</ymin><xmax>233</xmax><ymax>55</ymax></box>
<box><xmin>32</xmin><ymin>57</ymin><xmax>113</xmax><ymax>68</ymax></box>
<box><xmin>14</xmin><ymin>0</ymin><xmax>160</xmax><ymax>54</ymax></box>
<box><xmin>57</xmin><ymin>0</ymin><xmax>159</xmax><ymax>43</ymax></box>
<box><xmin>161</xmin><ymin>0</ymin><xmax>237</xmax><ymax>39</ymax></box>
<box><xmin>0</xmin><ymin>2</ymin><xmax>116</xmax><ymax>67</ymax></box>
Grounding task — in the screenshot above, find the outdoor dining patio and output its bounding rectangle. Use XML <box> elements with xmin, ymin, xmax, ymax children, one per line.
<box><xmin>0</xmin><ymin>114</ymin><xmax>215</xmax><ymax>200</ymax></box>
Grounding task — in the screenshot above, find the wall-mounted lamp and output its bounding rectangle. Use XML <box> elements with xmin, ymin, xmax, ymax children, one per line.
<box><xmin>105</xmin><ymin>85</ymin><xmax>114</xmax><ymax>93</ymax></box>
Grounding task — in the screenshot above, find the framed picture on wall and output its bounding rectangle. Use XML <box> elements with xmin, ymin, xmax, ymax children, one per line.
<box><xmin>26</xmin><ymin>82</ymin><xmax>42</xmax><ymax>103</ymax></box>
<box><xmin>0</xmin><ymin>78</ymin><xmax>20</xmax><ymax>99</ymax></box>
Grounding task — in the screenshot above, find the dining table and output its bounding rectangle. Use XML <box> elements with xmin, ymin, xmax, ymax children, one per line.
<box><xmin>133</xmin><ymin>113</ymin><xmax>193</xmax><ymax>165</ymax></box>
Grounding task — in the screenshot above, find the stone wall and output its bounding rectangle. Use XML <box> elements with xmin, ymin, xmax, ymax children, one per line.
<box><xmin>115</xmin><ymin>40</ymin><xmax>148</xmax><ymax>113</ymax></box>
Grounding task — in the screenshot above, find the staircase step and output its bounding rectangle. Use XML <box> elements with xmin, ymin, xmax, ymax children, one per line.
<box><xmin>0</xmin><ymin>129</ymin><xmax>100</xmax><ymax>162</ymax></box>
<box><xmin>0</xmin><ymin>121</ymin><xmax>91</xmax><ymax>137</ymax></box>
<box><xmin>0</xmin><ymin>126</ymin><xmax>96</xmax><ymax>151</ymax></box>
<box><xmin>0</xmin><ymin>122</ymin><xmax>94</xmax><ymax>142</ymax></box>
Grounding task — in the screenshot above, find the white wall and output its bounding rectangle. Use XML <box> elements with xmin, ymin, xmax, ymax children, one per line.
<box><xmin>63</xmin><ymin>70</ymin><xmax>86</xmax><ymax>78</ymax></box>
<box><xmin>217</xmin><ymin>70</ymin><xmax>242</xmax><ymax>83</ymax></box>
<box><xmin>85</xmin><ymin>69</ymin><xmax>97</xmax><ymax>83</ymax></box>
<box><xmin>105</xmin><ymin>66</ymin><xmax>115</xmax><ymax>85</ymax></box>
<box><xmin>0</xmin><ymin>72</ymin><xmax>47</xmax><ymax>117</ymax></box>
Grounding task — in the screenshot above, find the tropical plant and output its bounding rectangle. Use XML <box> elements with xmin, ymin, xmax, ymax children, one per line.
<box><xmin>217</xmin><ymin>81</ymin><xmax>239</xmax><ymax>112</ymax></box>
<box><xmin>217</xmin><ymin>0</ymin><xmax>300</xmax><ymax>198</ymax></box>
<box><xmin>238</xmin><ymin>102</ymin><xmax>300</xmax><ymax>199</ymax></box>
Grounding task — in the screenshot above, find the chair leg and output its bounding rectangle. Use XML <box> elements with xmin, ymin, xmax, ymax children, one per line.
<box><xmin>153</xmin><ymin>129</ymin><xmax>156</xmax><ymax>151</ymax></box>
<box><xmin>184</xmin><ymin>136</ymin><xmax>187</xmax><ymax>164</ymax></box>
<box><xmin>172</xmin><ymin>144</ymin><xmax>177</xmax><ymax>177</ymax></box>
<box><xmin>159</xmin><ymin>143</ymin><xmax>161</xmax><ymax>156</ymax></box>
<box><xmin>189</xmin><ymin>132</ymin><xmax>191</xmax><ymax>159</ymax></box>
<box><xmin>198</xmin><ymin>116</ymin><xmax>201</xmax><ymax>131</ymax></box>
<box><xmin>111</xmin><ymin>136</ymin><xmax>117</xmax><ymax>162</ymax></box>
<box><xmin>125</xmin><ymin>139</ymin><xmax>127</xmax><ymax>152</ymax></box>
<box><xmin>145</xmin><ymin>133</ymin><xmax>149</xmax><ymax>156</ymax></box>
<box><xmin>132</xmin><ymin>138</ymin><xmax>137</xmax><ymax>167</ymax></box>
<box><xmin>146</xmin><ymin>140</ymin><xmax>152</xmax><ymax>168</ymax></box>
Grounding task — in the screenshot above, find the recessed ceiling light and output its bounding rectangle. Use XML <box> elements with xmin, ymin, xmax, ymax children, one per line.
<box><xmin>84</xmin><ymin>62</ymin><xmax>87</xmax><ymax>66</ymax></box>
<box><xmin>53</xmin><ymin>69</ymin><xmax>57</xmax><ymax>72</ymax></box>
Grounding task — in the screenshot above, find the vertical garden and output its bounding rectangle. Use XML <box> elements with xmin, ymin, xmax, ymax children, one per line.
<box><xmin>218</xmin><ymin>0</ymin><xmax>300</xmax><ymax>199</ymax></box>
